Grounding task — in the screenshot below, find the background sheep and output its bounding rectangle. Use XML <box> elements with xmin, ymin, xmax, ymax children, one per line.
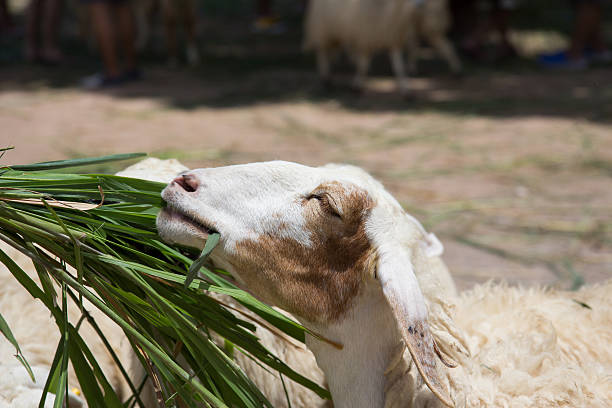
<box><xmin>406</xmin><ymin>0</ymin><xmax>462</xmax><ymax>74</ymax></box>
<box><xmin>303</xmin><ymin>0</ymin><xmax>461</xmax><ymax>95</ymax></box>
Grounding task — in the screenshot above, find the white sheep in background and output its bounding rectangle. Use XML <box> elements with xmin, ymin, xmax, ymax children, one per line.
<box><xmin>2</xmin><ymin>158</ymin><xmax>611</xmax><ymax>407</ymax></box>
<box><xmin>303</xmin><ymin>0</ymin><xmax>461</xmax><ymax>95</ymax></box>
<box><xmin>406</xmin><ymin>0</ymin><xmax>462</xmax><ymax>75</ymax></box>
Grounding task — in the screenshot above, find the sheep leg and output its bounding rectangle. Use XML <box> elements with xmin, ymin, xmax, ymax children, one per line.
<box><xmin>405</xmin><ymin>25</ymin><xmax>418</xmax><ymax>75</ymax></box>
<box><xmin>390</xmin><ymin>48</ymin><xmax>410</xmax><ymax>97</ymax></box>
<box><xmin>427</xmin><ymin>34</ymin><xmax>462</xmax><ymax>74</ymax></box>
<box><xmin>133</xmin><ymin>0</ymin><xmax>149</xmax><ymax>52</ymax></box>
<box><xmin>161</xmin><ymin>0</ymin><xmax>179</xmax><ymax>66</ymax></box>
<box><xmin>353</xmin><ymin>53</ymin><xmax>370</xmax><ymax>92</ymax></box>
<box><xmin>316</xmin><ymin>48</ymin><xmax>332</xmax><ymax>89</ymax></box>
<box><xmin>183</xmin><ymin>0</ymin><xmax>200</xmax><ymax>66</ymax></box>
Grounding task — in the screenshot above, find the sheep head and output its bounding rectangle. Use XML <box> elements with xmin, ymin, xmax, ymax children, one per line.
<box><xmin>157</xmin><ymin>160</ymin><xmax>453</xmax><ymax>407</ymax></box>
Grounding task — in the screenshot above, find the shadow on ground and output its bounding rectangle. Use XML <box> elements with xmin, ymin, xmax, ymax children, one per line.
<box><xmin>1</xmin><ymin>10</ymin><xmax>611</xmax><ymax>123</ymax></box>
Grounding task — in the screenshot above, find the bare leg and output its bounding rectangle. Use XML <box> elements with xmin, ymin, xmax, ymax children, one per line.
<box><xmin>569</xmin><ymin>1</ymin><xmax>603</xmax><ymax>59</ymax></box>
<box><xmin>161</xmin><ymin>0</ymin><xmax>178</xmax><ymax>65</ymax></box>
<box><xmin>0</xmin><ymin>0</ymin><xmax>13</xmax><ymax>33</ymax></box>
<box><xmin>88</xmin><ymin>2</ymin><xmax>120</xmax><ymax>77</ymax></box>
<box><xmin>316</xmin><ymin>47</ymin><xmax>331</xmax><ymax>86</ymax></box>
<box><xmin>134</xmin><ymin>0</ymin><xmax>150</xmax><ymax>51</ymax></box>
<box><xmin>25</xmin><ymin>0</ymin><xmax>42</xmax><ymax>61</ymax></box>
<box><xmin>353</xmin><ymin>52</ymin><xmax>370</xmax><ymax>92</ymax></box>
<box><xmin>427</xmin><ymin>34</ymin><xmax>462</xmax><ymax>73</ymax></box>
<box><xmin>183</xmin><ymin>0</ymin><xmax>200</xmax><ymax>66</ymax></box>
<box><xmin>115</xmin><ymin>3</ymin><xmax>137</xmax><ymax>72</ymax></box>
<box><xmin>405</xmin><ymin>25</ymin><xmax>418</xmax><ymax>75</ymax></box>
<box><xmin>256</xmin><ymin>0</ymin><xmax>272</xmax><ymax>17</ymax></box>
<box><xmin>389</xmin><ymin>48</ymin><xmax>409</xmax><ymax>96</ymax></box>
<box><xmin>41</xmin><ymin>0</ymin><xmax>63</xmax><ymax>62</ymax></box>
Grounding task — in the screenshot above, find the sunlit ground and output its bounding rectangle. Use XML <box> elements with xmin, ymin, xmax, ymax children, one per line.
<box><xmin>1</xmin><ymin>1</ymin><xmax>611</xmax><ymax>291</ymax></box>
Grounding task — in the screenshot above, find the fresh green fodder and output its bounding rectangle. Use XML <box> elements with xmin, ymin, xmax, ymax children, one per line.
<box><xmin>0</xmin><ymin>153</ymin><xmax>330</xmax><ymax>408</ymax></box>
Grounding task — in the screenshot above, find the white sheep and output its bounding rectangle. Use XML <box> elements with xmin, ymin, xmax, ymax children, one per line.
<box><xmin>1</xmin><ymin>159</ymin><xmax>330</xmax><ymax>408</ymax></box>
<box><xmin>0</xmin><ymin>243</ymin><xmax>132</xmax><ymax>408</ymax></box>
<box><xmin>157</xmin><ymin>160</ymin><xmax>611</xmax><ymax>407</ymax></box>
<box><xmin>406</xmin><ymin>0</ymin><xmax>462</xmax><ymax>75</ymax></box>
<box><xmin>2</xmin><ymin>159</ymin><xmax>611</xmax><ymax>408</ymax></box>
<box><xmin>303</xmin><ymin>0</ymin><xmax>461</xmax><ymax>95</ymax></box>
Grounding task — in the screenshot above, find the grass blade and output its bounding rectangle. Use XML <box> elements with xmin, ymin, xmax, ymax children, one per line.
<box><xmin>7</xmin><ymin>153</ymin><xmax>146</xmax><ymax>171</ymax></box>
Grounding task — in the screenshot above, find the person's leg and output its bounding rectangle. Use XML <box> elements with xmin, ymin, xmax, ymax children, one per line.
<box><xmin>114</xmin><ymin>2</ymin><xmax>137</xmax><ymax>72</ymax></box>
<box><xmin>256</xmin><ymin>0</ymin><xmax>272</xmax><ymax>17</ymax></box>
<box><xmin>0</xmin><ymin>0</ymin><xmax>14</xmax><ymax>34</ymax></box>
<box><xmin>183</xmin><ymin>0</ymin><xmax>200</xmax><ymax>66</ymax></box>
<box><xmin>41</xmin><ymin>0</ymin><xmax>63</xmax><ymax>62</ymax></box>
<box><xmin>568</xmin><ymin>0</ymin><xmax>602</xmax><ymax>59</ymax></box>
<box><xmin>160</xmin><ymin>0</ymin><xmax>178</xmax><ymax>65</ymax></box>
<box><xmin>88</xmin><ymin>1</ymin><xmax>121</xmax><ymax>77</ymax></box>
<box><xmin>490</xmin><ymin>1</ymin><xmax>517</xmax><ymax>59</ymax></box>
<box><xmin>25</xmin><ymin>0</ymin><xmax>42</xmax><ymax>61</ymax></box>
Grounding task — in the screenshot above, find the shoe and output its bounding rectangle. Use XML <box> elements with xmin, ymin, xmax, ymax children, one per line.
<box><xmin>588</xmin><ymin>49</ymin><xmax>612</xmax><ymax>64</ymax></box>
<box><xmin>538</xmin><ymin>51</ymin><xmax>588</xmax><ymax>70</ymax></box>
<box><xmin>81</xmin><ymin>73</ymin><xmax>125</xmax><ymax>89</ymax></box>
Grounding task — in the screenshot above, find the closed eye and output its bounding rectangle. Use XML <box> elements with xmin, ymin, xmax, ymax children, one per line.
<box><xmin>308</xmin><ymin>193</ymin><xmax>342</xmax><ymax>219</ymax></box>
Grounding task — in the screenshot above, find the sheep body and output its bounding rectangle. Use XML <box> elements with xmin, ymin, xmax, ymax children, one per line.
<box><xmin>304</xmin><ymin>0</ymin><xmax>461</xmax><ymax>94</ymax></box>
<box><xmin>304</xmin><ymin>0</ymin><xmax>417</xmax><ymax>93</ymax></box>
<box><xmin>2</xmin><ymin>158</ymin><xmax>611</xmax><ymax>408</ymax></box>
<box><xmin>0</xmin><ymin>244</ymin><xmax>131</xmax><ymax>408</ymax></box>
<box><xmin>406</xmin><ymin>0</ymin><xmax>461</xmax><ymax>74</ymax></box>
<box><xmin>444</xmin><ymin>281</ymin><xmax>612</xmax><ymax>408</ymax></box>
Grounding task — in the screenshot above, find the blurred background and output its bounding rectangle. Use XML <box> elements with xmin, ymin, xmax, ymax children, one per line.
<box><xmin>1</xmin><ymin>0</ymin><xmax>611</xmax><ymax>291</ymax></box>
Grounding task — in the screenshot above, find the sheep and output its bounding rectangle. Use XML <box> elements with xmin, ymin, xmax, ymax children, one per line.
<box><xmin>130</xmin><ymin>0</ymin><xmax>201</xmax><ymax>65</ymax></box>
<box><xmin>3</xmin><ymin>158</ymin><xmax>611</xmax><ymax>407</ymax></box>
<box><xmin>405</xmin><ymin>0</ymin><xmax>462</xmax><ymax>75</ymax></box>
<box><xmin>157</xmin><ymin>160</ymin><xmax>611</xmax><ymax>407</ymax></box>
<box><xmin>0</xmin><ymin>243</ymin><xmax>132</xmax><ymax>408</ymax></box>
<box><xmin>1</xmin><ymin>158</ymin><xmax>331</xmax><ymax>408</ymax></box>
<box><xmin>303</xmin><ymin>0</ymin><xmax>461</xmax><ymax>95</ymax></box>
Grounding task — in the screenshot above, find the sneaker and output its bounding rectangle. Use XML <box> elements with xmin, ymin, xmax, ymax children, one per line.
<box><xmin>588</xmin><ymin>49</ymin><xmax>612</xmax><ymax>64</ymax></box>
<box><xmin>81</xmin><ymin>73</ymin><xmax>125</xmax><ymax>89</ymax></box>
<box><xmin>538</xmin><ymin>51</ymin><xmax>588</xmax><ymax>70</ymax></box>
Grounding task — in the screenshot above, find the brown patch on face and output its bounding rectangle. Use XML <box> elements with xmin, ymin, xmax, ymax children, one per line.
<box><xmin>231</xmin><ymin>182</ymin><xmax>376</xmax><ymax>323</ymax></box>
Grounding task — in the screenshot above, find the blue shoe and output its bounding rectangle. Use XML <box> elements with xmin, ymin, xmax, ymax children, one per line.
<box><xmin>538</xmin><ymin>51</ymin><xmax>588</xmax><ymax>70</ymax></box>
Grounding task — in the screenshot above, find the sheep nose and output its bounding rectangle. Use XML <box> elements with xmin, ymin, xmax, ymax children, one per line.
<box><xmin>172</xmin><ymin>174</ymin><xmax>199</xmax><ymax>192</ymax></box>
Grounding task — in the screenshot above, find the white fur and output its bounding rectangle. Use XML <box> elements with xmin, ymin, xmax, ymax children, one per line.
<box><xmin>303</xmin><ymin>0</ymin><xmax>461</xmax><ymax>94</ymax></box>
<box><xmin>2</xmin><ymin>158</ymin><xmax>610</xmax><ymax>408</ymax></box>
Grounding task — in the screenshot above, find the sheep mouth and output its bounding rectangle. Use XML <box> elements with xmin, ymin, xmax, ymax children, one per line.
<box><xmin>159</xmin><ymin>207</ymin><xmax>218</xmax><ymax>238</ymax></box>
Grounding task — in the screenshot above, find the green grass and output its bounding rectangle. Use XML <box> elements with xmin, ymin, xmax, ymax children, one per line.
<box><xmin>0</xmin><ymin>153</ymin><xmax>329</xmax><ymax>408</ymax></box>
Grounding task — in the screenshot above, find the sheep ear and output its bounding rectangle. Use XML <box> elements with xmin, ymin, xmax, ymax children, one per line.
<box><xmin>376</xmin><ymin>244</ymin><xmax>454</xmax><ymax>408</ymax></box>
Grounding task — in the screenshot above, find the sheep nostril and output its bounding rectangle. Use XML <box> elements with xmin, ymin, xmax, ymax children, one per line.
<box><xmin>173</xmin><ymin>175</ymin><xmax>198</xmax><ymax>192</ymax></box>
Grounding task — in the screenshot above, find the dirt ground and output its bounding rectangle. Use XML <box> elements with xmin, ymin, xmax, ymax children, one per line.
<box><xmin>1</xmin><ymin>13</ymin><xmax>611</xmax><ymax>292</ymax></box>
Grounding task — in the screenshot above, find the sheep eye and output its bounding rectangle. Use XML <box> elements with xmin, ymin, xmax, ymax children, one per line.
<box><xmin>308</xmin><ymin>193</ymin><xmax>342</xmax><ymax>219</ymax></box>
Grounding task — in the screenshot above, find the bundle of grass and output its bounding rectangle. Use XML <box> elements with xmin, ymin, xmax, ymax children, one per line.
<box><xmin>0</xmin><ymin>151</ymin><xmax>329</xmax><ymax>408</ymax></box>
